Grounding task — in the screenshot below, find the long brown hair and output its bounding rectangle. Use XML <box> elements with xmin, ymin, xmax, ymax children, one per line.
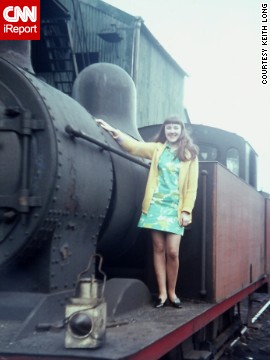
<box><xmin>155</xmin><ymin>115</ymin><xmax>199</xmax><ymax>161</ymax></box>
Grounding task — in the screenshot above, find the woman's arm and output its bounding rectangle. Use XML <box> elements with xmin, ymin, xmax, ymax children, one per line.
<box><xmin>96</xmin><ymin>119</ymin><xmax>157</xmax><ymax>160</ymax></box>
<box><xmin>179</xmin><ymin>157</ymin><xmax>199</xmax><ymax>226</ymax></box>
<box><xmin>182</xmin><ymin>157</ymin><xmax>199</xmax><ymax>212</ymax></box>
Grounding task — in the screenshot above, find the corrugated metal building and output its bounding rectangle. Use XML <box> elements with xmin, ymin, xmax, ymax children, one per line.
<box><xmin>32</xmin><ymin>0</ymin><xmax>188</xmax><ymax>128</ymax></box>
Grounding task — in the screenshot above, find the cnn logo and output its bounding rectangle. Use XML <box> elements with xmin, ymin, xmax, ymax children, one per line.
<box><xmin>0</xmin><ymin>0</ymin><xmax>40</xmax><ymax>40</ymax></box>
<box><xmin>3</xmin><ymin>6</ymin><xmax>37</xmax><ymax>22</ymax></box>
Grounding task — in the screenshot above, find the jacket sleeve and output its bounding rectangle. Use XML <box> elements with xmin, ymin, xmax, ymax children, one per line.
<box><xmin>182</xmin><ymin>156</ymin><xmax>199</xmax><ymax>213</ymax></box>
<box><xmin>115</xmin><ymin>131</ymin><xmax>158</xmax><ymax>160</ymax></box>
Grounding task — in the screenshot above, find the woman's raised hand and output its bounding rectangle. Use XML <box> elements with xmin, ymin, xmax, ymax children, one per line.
<box><xmin>96</xmin><ymin>118</ymin><xmax>119</xmax><ymax>137</ymax></box>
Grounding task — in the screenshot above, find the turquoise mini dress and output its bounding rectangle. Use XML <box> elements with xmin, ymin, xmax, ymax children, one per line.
<box><xmin>138</xmin><ymin>145</ymin><xmax>184</xmax><ymax>235</ymax></box>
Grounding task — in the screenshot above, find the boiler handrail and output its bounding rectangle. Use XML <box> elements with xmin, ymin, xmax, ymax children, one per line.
<box><xmin>65</xmin><ymin>125</ymin><xmax>150</xmax><ymax>169</ymax></box>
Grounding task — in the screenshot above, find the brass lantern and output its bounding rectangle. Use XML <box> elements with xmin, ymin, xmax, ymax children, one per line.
<box><xmin>65</xmin><ymin>254</ymin><xmax>107</xmax><ymax>348</ymax></box>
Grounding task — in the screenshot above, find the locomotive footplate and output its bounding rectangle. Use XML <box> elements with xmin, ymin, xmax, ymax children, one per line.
<box><xmin>0</xmin><ymin>277</ymin><xmax>267</xmax><ymax>360</ymax></box>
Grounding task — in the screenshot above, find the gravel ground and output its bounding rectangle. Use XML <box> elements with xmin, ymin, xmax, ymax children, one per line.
<box><xmin>221</xmin><ymin>293</ymin><xmax>270</xmax><ymax>360</ymax></box>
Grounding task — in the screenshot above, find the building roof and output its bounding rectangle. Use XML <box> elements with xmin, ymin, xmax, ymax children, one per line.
<box><xmin>140</xmin><ymin>21</ymin><xmax>187</xmax><ymax>76</ymax></box>
<box><xmin>82</xmin><ymin>0</ymin><xmax>187</xmax><ymax>76</ymax></box>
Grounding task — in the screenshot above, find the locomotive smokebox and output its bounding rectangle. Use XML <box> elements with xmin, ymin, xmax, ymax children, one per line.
<box><xmin>0</xmin><ymin>52</ymin><xmax>148</xmax><ymax>293</ymax></box>
<box><xmin>0</xmin><ymin>57</ymin><xmax>114</xmax><ymax>293</ymax></box>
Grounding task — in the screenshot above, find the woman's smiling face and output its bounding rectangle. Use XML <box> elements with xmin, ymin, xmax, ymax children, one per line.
<box><xmin>164</xmin><ymin>123</ymin><xmax>182</xmax><ymax>144</ymax></box>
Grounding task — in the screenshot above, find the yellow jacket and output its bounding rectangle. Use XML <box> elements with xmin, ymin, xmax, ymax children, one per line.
<box><xmin>116</xmin><ymin>132</ymin><xmax>199</xmax><ymax>223</ymax></box>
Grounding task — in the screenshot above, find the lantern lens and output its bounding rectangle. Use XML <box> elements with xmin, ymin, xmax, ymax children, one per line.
<box><xmin>69</xmin><ymin>313</ymin><xmax>93</xmax><ymax>337</ymax></box>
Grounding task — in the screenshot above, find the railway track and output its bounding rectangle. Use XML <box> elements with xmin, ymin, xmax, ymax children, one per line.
<box><xmin>220</xmin><ymin>293</ymin><xmax>270</xmax><ymax>360</ymax></box>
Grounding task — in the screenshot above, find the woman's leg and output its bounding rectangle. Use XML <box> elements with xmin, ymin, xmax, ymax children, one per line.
<box><xmin>152</xmin><ymin>230</ymin><xmax>167</xmax><ymax>301</ymax></box>
<box><xmin>165</xmin><ymin>233</ymin><xmax>181</xmax><ymax>301</ymax></box>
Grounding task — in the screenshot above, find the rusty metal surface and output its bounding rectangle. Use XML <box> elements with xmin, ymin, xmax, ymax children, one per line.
<box><xmin>214</xmin><ymin>164</ymin><xmax>265</xmax><ymax>302</ymax></box>
<box><xmin>178</xmin><ymin>162</ymin><xmax>267</xmax><ymax>303</ymax></box>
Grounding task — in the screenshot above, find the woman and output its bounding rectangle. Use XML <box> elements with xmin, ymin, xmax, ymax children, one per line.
<box><xmin>96</xmin><ymin>116</ymin><xmax>199</xmax><ymax>308</ymax></box>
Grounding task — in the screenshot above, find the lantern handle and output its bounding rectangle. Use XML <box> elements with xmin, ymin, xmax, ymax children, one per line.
<box><xmin>76</xmin><ymin>253</ymin><xmax>107</xmax><ymax>296</ymax></box>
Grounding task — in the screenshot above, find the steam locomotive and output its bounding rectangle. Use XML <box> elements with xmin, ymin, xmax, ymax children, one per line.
<box><xmin>0</xmin><ymin>48</ymin><xmax>269</xmax><ymax>360</ymax></box>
